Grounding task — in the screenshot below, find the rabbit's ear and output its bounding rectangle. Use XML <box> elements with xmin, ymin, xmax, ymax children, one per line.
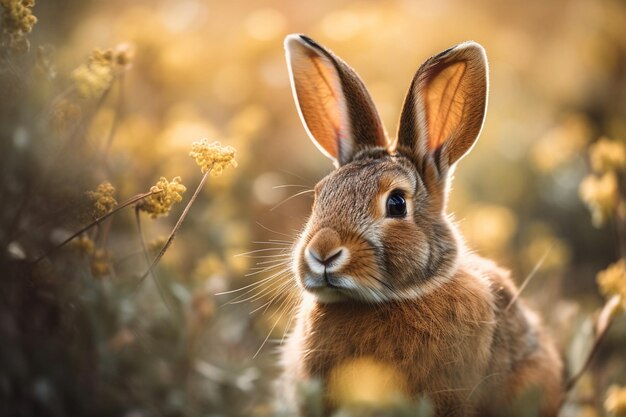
<box><xmin>285</xmin><ymin>34</ymin><xmax>388</xmax><ymax>166</ymax></box>
<box><xmin>396</xmin><ymin>42</ymin><xmax>488</xmax><ymax>174</ymax></box>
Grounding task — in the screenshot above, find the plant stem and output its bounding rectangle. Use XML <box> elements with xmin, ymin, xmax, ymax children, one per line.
<box><xmin>134</xmin><ymin>207</ymin><xmax>180</xmax><ymax>319</ymax></box>
<box><xmin>566</xmin><ymin>296</ymin><xmax>619</xmax><ymax>392</ymax></box>
<box><xmin>136</xmin><ymin>170</ymin><xmax>210</xmax><ymax>285</ymax></box>
<box><xmin>31</xmin><ymin>189</ymin><xmax>160</xmax><ymax>264</ymax></box>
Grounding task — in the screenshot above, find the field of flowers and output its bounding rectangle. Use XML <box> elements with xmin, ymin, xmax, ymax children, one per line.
<box><xmin>1</xmin><ymin>0</ymin><xmax>626</xmax><ymax>416</ymax></box>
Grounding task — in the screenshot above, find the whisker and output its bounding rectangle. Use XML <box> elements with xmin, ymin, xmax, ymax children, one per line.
<box><xmin>270</xmin><ymin>189</ymin><xmax>314</xmax><ymax>212</ymax></box>
<box><xmin>254</xmin><ymin>258</ymin><xmax>291</xmax><ymax>266</ymax></box>
<box><xmin>256</xmin><ymin>222</ymin><xmax>293</xmax><ymax>238</ymax></box>
<box><xmin>277</xmin><ymin>168</ymin><xmax>315</xmax><ymax>186</ymax></box>
<box><xmin>272</xmin><ymin>184</ymin><xmax>311</xmax><ymax>189</ymax></box>
<box><xmin>236</xmin><ymin>247</ymin><xmax>290</xmax><ymax>256</ymax></box>
<box><xmin>253</xmin><ymin>291</ymin><xmax>295</xmax><ymax>359</ymax></box>
<box><xmin>251</xmin><ymin>240</ymin><xmax>293</xmax><ymax>246</ymax></box>
<box><xmin>249</xmin><ymin>280</ymin><xmax>294</xmax><ymax>313</ymax></box>
<box><xmin>506</xmin><ymin>244</ymin><xmax>553</xmax><ymax>311</ymax></box>
<box><xmin>215</xmin><ymin>269</ymin><xmax>287</xmax><ymax>296</ymax></box>
<box><xmin>242</xmin><ymin>253</ymin><xmax>291</xmax><ymax>259</ymax></box>
<box><xmin>228</xmin><ymin>271</ymin><xmax>291</xmax><ymax>304</ymax></box>
<box><xmin>245</xmin><ymin>262</ymin><xmax>290</xmax><ymax>277</ymax></box>
<box><xmin>280</xmin><ymin>297</ymin><xmax>298</xmax><ymax>344</ymax></box>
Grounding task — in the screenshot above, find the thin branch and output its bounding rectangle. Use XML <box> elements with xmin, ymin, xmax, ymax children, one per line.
<box><xmin>101</xmin><ymin>72</ymin><xmax>125</xmax><ymax>161</ymax></box>
<box><xmin>136</xmin><ymin>170</ymin><xmax>210</xmax><ymax>285</ymax></box>
<box><xmin>31</xmin><ymin>189</ymin><xmax>160</xmax><ymax>264</ymax></box>
<box><xmin>565</xmin><ymin>295</ymin><xmax>621</xmax><ymax>393</ymax></box>
<box><xmin>134</xmin><ymin>207</ymin><xmax>180</xmax><ymax>319</ymax></box>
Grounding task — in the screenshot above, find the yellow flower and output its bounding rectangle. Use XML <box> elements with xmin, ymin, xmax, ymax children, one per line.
<box><xmin>590</xmin><ymin>138</ymin><xmax>626</xmax><ymax>174</ymax></box>
<box><xmin>148</xmin><ymin>236</ymin><xmax>167</xmax><ymax>255</ymax></box>
<box><xmin>90</xmin><ymin>249</ymin><xmax>111</xmax><ymax>278</ymax></box>
<box><xmin>579</xmin><ymin>172</ymin><xmax>619</xmax><ymax>227</ymax></box>
<box><xmin>70</xmin><ymin>234</ymin><xmax>95</xmax><ymax>255</ymax></box>
<box><xmin>87</xmin><ymin>181</ymin><xmax>118</xmax><ymax>219</ymax></box>
<box><xmin>327</xmin><ymin>357</ymin><xmax>407</xmax><ymax>407</ymax></box>
<box><xmin>51</xmin><ymin>98</ymin><xmax>81</xmax><ymax>134</ymax></box>
<box><xmin>189</xmin><ymin>139</ymin><xmax>238</xmax><ymax>176</ymax></box>
<box><xmin>530</xmin><ymin>114</ymin><xmax>590</xmax><ymax>173</ymax></box>
<box><xmin>138</xmin><ymin>176</ymin><xmax>186</xmax><ymax>218</ymax></box>
<box><xmin>605</xmin><ymin>385</ymin><xmax>626</xmax><ymax>417</ymax></box>
<box><xmin>71</xmin><ymin>50</ymin><xmax>115</xmax><ymax>99</ymax></box>
<box><xmin>597</xmin><ymin>260</ymin><xmax>626</xmax><ymax>312</ymax></box>
<box><xmin>71</xmin><ymin>44</ymin><xmax>134</xmax><ymax>99</ymax></box>
<box><xmin>0</xmin><ymin>0</ymin><xmax>37</xmax><ymax>53</ymax></box>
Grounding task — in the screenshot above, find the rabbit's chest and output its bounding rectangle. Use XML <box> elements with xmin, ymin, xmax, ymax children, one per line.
<box><xmin>295</xmin><ymin>289</ymin><xmax>496</xmax><ymax>396</ymax></box>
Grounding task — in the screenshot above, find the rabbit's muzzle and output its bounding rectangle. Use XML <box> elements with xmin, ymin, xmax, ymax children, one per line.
<box><xmin>305</xmin><ymin>228</ymin><xmax>349</xmax><ymax>273</ymax></box>
<box><xmin>302</xmin><ymin>227</ymin><xmax>351</xmax><ymax>290</ymax></box>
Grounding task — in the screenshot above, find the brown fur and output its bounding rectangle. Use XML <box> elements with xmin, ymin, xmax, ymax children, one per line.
<box><xmin>280</xmin><ymin>255</ymin><xmax>562</xmax><ymax>416</ymax></box>
<box><xmin>279</xmin><ymin>35</ymin><xmax>564</xmax><ymax>416</ymax></box>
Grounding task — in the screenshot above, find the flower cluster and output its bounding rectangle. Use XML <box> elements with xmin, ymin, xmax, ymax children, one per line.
<box><xmin>87</xmin><ymin>181</ymin><xmax>118</xmax><ymax>219</ymax></box>
<box><xmin>138</xmin><ymin>176</ymin><xmax>186</xmax><ymax>218</ymax></box>
<box><xmin>597</xmin><ymin>260</ymin><xmax>626</xmax><ymax>312</ymax></box>
<box><xmin>90</xmin><ymin>249</ymin><xmax>111</xmax><ymax>278</ymax></box>
<box><xmin>605</xmin><ymin>385</ymin><xmax>626</xmax><ymax>417</ymax></box>
<box><xmin>70</xmin><ymin>234</ymin><xmax>95</xmax><ymax>255</ymax></box>
<box><xmin>0</xmin><ymin>0</ymin><xmax>37</xmax><ymax>53</ymax></box>
<box><xmin>51</xmin><ymin>99</ymin><xmax>81</xmax><ymax>134</ymax></box>
<box><xmin>590</xmin><ymin>138</ymin><xmax>626</xmax><ymax>174</ymax></box>
<box><xmin>148</xmin><ymin>236</ymin><xmax>167</xmax><ymax>255</ymax></box>
<box><xmin>579</xmin><ymin>172</ymin><xmax>619</xmax><ymax>227</ymax></box>
<box><xmin>71</xmin><ymin>44</ymin><xmax>135</xmax><ymax>99</ymax></box>
<box><xmin>189</xmin><ymin>139</ymin><xmax>238</xmax><ymax>176</ymax></box>
<box><xmin>579</xmin><ymin>137</ymin><xmax>625</xmax><ymax>227</ymax></box>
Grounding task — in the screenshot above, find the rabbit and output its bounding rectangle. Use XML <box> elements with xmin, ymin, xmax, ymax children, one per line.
<box><xmin>276</xmin><ymin>34</ymin><xmax>563</xmax><ymax>417</ymax></box>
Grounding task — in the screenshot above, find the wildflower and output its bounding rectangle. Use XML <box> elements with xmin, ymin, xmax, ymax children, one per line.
<box><xmin>138</xmin><ymin>176</ymin><xmax>186</xmax><ymax>218</ymax></box>
<box><xmin>530</xmin><ymin>114</ymin><xmax>590</xmax><ymax>173</ymax></box>
<box><xmin>191</xmin><ymin>288</ymin><xmax>216</xmax><ymax>320</ymax></box>
<box><xmin>148</xmin><ymin>236</ymin><xmax>167</xmax><ymax>255</ymax></box>
<box><xmin>87</xmin><ymin>181</ymin><xmax>118</xmax><ymax>219</ymax></box>
<box><xmin>590</xmin><ymin>138</ymin><xmax>626</xmax><ymax>174</ymax></box>
<box><xmin>90</xmin><ymin>249</ymin><xmax>111</xmax><ymax>278</ymax></box>
<box><xmin>327</xmin><ymin>356</ymin><xmax>407</xmax><ymax>407</ymax></box>
<box><xmin>71</xmin><ymin>50</ymin><xmax>115</xmax><ymax>99</ymax></box>
<box><xmin>579</xmin><ymin>172</ymin><xmax>619</xmax><ymax>227</ymax></box>
<box><xmin>597</xmin><ymin>260</ymin><xmax>626</xmax><ymax>312</ymax></box>
<box><xmin>51</xmin><ymin>98</ymin><xmax>81</xmax><ymax>134</ymax></box>
<box><xmin>112</xmin><ymin>42</ymin><xmax>135</xmax><ymax>69</ymax></box>
<box><xmin>189</xmin><ymin>139</ymin><xmax>238</xmax><ymax>176</ymax></box>
<box><xmin>192</xmin><ymin>254</ymin><xmax>226</xmax><ymax>283</ymax></box>
<box><xmin>0</xmin><ymin>0</ymin><xmax>37</xmax><ymax>53</ymax></box>
<box><xmin>605</xmin><ymin>385</ymin><xmax>626</xmax><ymax>417</ymax></box>
<box><xmin>70</xmin><ymin>234</ymin><xmax>95</xmax><ymax>255</ymax></box>
<box><xmin>71</xmin><ymin>44</ymin><xmax>134</xmax><ymax>99</ymax></box>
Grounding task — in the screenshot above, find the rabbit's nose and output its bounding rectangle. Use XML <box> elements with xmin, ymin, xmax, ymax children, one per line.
<box><xmin>305</xmin><ymin>228</ymin><xmax>348</xmax><ymax>273</ymax></box>
<box><xmin>308</xmin><ymin>247</ymin><xmax>343</xmax><ymax>266</ymax></box>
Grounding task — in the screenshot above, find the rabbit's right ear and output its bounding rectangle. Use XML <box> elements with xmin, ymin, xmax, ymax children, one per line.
<box><xmin>285</xmin><ymin>34</ymin><xmax>388</xmax><ymax>167</ymax></box>
<box><xmin>396</xmin><ymin>42</ymin><xmax>488</xmax><ymax>178</ymax></box>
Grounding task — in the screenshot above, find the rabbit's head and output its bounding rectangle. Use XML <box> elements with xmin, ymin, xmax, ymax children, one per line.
<box><xmin>285</xmin><ymin>35</ymin><xmax>488</xmax><ymax>303</ymax></box>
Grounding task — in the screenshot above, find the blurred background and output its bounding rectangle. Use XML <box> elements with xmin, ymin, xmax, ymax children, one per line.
<box><xmin>1</xmin><ymin>0</ymin><xmax>626</xmax><ymax>415</ymax></box>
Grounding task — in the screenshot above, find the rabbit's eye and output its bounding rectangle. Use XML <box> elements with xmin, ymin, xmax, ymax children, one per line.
<box><xmin>386</xmin><ymin>191</ymin><xmax>407</xmax><ymax>218</ymax></box>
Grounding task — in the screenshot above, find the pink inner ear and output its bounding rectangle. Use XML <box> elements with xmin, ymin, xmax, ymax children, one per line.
<box><xmin>424</xmin><ymin>61</ymin><xmax>468</xmax><ymax>151</ymax></box>
<box><xmin>293</xmin><ymin>53</ymin><xmax>344</xmax><ymax>158</ymax></box>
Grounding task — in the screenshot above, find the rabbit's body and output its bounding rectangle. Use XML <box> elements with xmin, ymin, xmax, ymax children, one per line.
<box><xmin>278</xmin><ymin>34</ymin><xmax>563</xmax><ymax>416</ymax></box>
<box><xmin>280</xmin><ymin>254</ymin><xmax>562</xmax><ymax>416</ymax></box>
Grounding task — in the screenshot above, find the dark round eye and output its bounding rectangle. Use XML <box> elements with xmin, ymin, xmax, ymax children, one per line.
<box><xmin>386</xmin><ymin>191</ymin><xmax>407</xmax><ymax>218</ymax></box>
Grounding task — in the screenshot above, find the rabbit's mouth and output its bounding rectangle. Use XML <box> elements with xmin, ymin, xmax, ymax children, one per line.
<box><xmin>302</xmin><ymin>271</ymin><xmax>350</xmax><ymax>302</ymax></box>
<box><xmin>301</xmin><ymin>271</ymin><xmax>390</xmax><ymax>303</ymax></box>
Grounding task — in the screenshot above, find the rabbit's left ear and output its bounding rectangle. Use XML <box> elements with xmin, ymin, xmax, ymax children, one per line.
<box><xmin>285</xmin><ymin>34</ymin><xmax>388</xmax><ymax>167</ymax></box>
<box><xmin>396</xmin><ymin>42</ymin><xmax>488</xmax><ymax>175</ymax></box>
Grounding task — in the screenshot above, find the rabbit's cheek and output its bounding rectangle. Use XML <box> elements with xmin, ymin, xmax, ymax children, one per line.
<box><xmin>381</xmin><ymin>221</ymin><xmax>430</xmax><ymax>289</ymax></box>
